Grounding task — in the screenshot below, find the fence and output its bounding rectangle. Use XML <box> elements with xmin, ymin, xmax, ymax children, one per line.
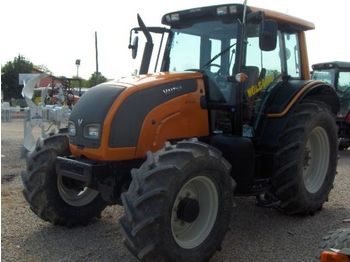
<box><xmin>1</xmin><ymin>103</ymin><xmax>27</xmax><ymax>121</ymax></box>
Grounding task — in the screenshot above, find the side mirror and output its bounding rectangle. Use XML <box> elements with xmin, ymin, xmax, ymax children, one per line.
<box><xmin>129</xmin><ymin>35</ymin><xmax>139</xmax><ymax>59</ymax></box>
<box><xmin>259</xmin><ymin>19</ymin><xmax>278</xmax><ymax>51</ymax></box>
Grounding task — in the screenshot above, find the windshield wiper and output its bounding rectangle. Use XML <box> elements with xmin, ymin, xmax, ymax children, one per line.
<box><xmin>200</xmin><ymin>42</ymin><xmax>237</xmax><ymax>70</ymax></box>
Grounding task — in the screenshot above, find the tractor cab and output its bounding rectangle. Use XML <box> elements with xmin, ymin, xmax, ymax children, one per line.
<box><xmin>312</xmin><ymin>61</ymin><xmax>350</xmax><ymax>119</ymax></box>
<box><xmin>129</xmin><ymin>4</ymin><xmax>315</xmax><ymax>137</ymax></box>
<box><xmin>312</xmin><ymin>61</ymin><xmax>350</xmax><ymax>149</ymax></box>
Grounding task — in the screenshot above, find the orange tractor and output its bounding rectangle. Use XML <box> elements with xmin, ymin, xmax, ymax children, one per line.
<box><xmin>22</xmin><ymin>3</ymin><xmax>339</xmax><ymax>261</ymax></box>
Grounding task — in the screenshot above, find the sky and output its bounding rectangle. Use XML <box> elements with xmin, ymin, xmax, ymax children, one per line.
<box><xmin>1</xmin><ymin>0</ymin><xmax>349</xmax><ymax>80</ymax></box>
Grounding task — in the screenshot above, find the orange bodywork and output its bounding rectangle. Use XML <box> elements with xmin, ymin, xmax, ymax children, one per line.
<box><xmin>321</xmin><ymin>251</ymin><xmax>349</xmax><ymax>262</ymax></box>
<box><xmin>250</xmin><ymin>6</ymin><xmax>315</xmax><ymax>31</ymax></box>
<box><xmin>298</xmin><ymin>31</ymin><xmax>311</xmax><ymax>80</ymax></box>
<box><xmin>70</xmin><ymin>72</ymin><xmax>209</xmax><ymax>161</ymax></box>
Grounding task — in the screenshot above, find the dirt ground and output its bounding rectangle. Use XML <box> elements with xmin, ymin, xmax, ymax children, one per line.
<box><xmin>1</xmin><ymin>119</ymin><xmax>350</xmax><ymax>262</ymax></box>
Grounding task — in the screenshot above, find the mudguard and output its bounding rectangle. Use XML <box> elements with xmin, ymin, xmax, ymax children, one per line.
<box><xmin>256</xmin><ymin>79</ymin><xmax>339</xmax><ymax>149</ymax></box>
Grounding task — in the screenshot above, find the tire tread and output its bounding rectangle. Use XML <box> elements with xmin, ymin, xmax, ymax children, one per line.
<box><xmin>271</xmin><ymin>100</ymin><xmax>338</xmax><ymax>215</ymax></box>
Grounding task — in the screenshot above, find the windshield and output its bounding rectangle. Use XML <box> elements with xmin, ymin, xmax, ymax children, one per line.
<box><xmin>312</xmin><ymin>69</ymin><xmax>335</xmax><ymax>85</ymax></box>
<box><xmin>312</xmin><ymin>69</ymin><xmax>350</xmax><ymax>117</ymax></box>
<box><xmin>167</xmin><ymin>20</ymin><xmax>238</xmax><ymax>74</ymax></box>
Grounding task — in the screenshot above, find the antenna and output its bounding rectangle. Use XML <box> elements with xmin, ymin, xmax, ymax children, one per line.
<box><xmin>95</xmin><ymin>31</ymin><xmax>99</xmax><ymax>74</ymax></box>
<box><xmin>242</xmin><ymin>0</ymin><xmax>248</xmax><ymax>24</ymax></box>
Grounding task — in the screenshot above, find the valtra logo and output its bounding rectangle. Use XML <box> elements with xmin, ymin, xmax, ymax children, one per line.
<box><xmin>162</xmin><ymin>85</ymin><xmax>183</xmax><ymax>95</ymax></box>
<box><xmin>77</xmin><ymin>118</ymin><xmax>83</xmax><ymax>126</ymax></box>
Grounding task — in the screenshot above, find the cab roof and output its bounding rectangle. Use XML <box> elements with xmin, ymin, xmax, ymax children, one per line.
<box><xmin>162</xmin><ymin>3</ymin><xmax>314</xmax><ymax>31</ymax></box>
<box><xmin>313</xmin><ymin>61</ymin><xmax>350</xmax><ymax>70</ymax></box>
<box><xmin>250</xmin><ymin>6</ymin><xmax>314</xmax><ymax>31</ymax></box>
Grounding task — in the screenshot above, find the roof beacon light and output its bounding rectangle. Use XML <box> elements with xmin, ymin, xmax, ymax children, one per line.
<box><xmin>165</xmin><ymin>15</ymin><xmax>171</xmax><ymax>23</ymax></box>
<box><xmin>217</xmin><ymin>6</ymin><xmax>228</xmax><ymax>16</ymax></box>
<box><xmin>165</xmin><ymin>13</ymin><xmax>180</xmax><ymax>23</ymax></box>
<box><xmin>170</xmin><ymin>13</ymin><xmax>180</xmax><ymax>22</ymax></box>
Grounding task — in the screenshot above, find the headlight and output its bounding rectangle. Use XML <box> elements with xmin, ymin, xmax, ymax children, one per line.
<box><xmin>68</xmin><ymin>121</ymin><xmax>76</xmax><ymax>136</ymax></box>
<box><xmin>83</xmin><ymin>124</ymin><xmax>100</xmax><ymax>139</ymax></box>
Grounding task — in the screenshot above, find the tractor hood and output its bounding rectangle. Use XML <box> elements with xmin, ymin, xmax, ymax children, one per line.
<box><xmin>69</xmin><ymin>72</ymin><xmax>203</xmax><ymax>150</ymax></box>
<box><xmin>112</xmin><ymin>71</ymin><xmax>203</xmax><ymax>90</ymax></box>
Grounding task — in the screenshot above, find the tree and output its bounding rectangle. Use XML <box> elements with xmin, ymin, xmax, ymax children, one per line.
<box><xmin>68</xmin><ymin>77</ymin><xmax>89</xmax><ymax>88</ymax></box>
<box><xmin>87</xmin><ymin>72</ymin><xmax>107</xmax><ymax>87</ymax></box>
<box><xmin>1</xmin><ymin>55</ymin><xmax>33</xmax><ymax>100</ymax></box>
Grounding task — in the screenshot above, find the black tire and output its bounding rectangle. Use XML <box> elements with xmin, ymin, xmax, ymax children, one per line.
<box><xmin>317</xmin><ymin>228</ymin><xmax>350</xmax><ymax>260</ymax></box>
<box><xmin>119</xmin><ymin>139</ymin><xmax>234</xmax><ymax>262</ymax></box>
<box><xmin>22</xmin><ymin>134</ymin><xmax>107</xmax><ymax>226</ymax></box>
<box><xmin>271</xmin><ymin>100</ymin><xmax>338</xmax><ymax>215</ymax></box>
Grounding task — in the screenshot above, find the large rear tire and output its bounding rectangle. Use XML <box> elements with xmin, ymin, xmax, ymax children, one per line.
<box><xmin>271</xmin><ymin>101</ymin><xmax>338</xmax><ymax>215</ymax></box>
<box><xmin>119</xmin><ymin>139</ymin><xmax>235</xmax><ymax>261</ymax></box>
<box><xmin>22</xmin><ymin>134</ymin><xmax>107</xmax><ymax>226</ymax></box>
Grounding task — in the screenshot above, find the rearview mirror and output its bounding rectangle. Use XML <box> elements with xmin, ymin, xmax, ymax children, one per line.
<box><xmin>129</xmin><ymin>35</ymin><xmax>139</xmax><ymax>59</ymax></box>
<box><xmin>259</xmin><ymin>20</ymin><xmax>278</xmax><ymax>51</ymax></box>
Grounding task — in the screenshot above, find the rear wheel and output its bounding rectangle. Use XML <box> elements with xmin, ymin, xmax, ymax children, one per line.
<box><xmin>22</xmin><ymin>134</ymin><xmax>107</xmax><ymax>226</ymax></box>
<box><xmin>271</xmin><ymin>101</ymin><xmax>338</xmax><ymax>215</ymax></box>
<box><xmin>119</xmin><ymin>139</ymin><xmax>235</xmax><ymax>261</ymax></box>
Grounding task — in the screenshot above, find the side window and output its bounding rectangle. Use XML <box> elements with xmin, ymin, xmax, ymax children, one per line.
<box><xmin>209</xmin><ymin>38</ymin><xmax>221</xmax><ymax>73</ymax></box>
<box><xmin>260</xmin><ymin>34</ymin><xmax>282</xmax><ymax>80</ymax></box>
<box><xmin>338</xmin><ymin>72</ymin><xmax>350</xmax><ymax>92</ymax></box>
<box><xmin>245</xmin><ymin>32</ymin><xmax>282</xmax><ymax>97</ymax></box>
<box><xmin>312</xmin><ymin>70</ymin><xmax>335</xmax><ymax>84</ymax></box>
<box><xmin>246</xmin><ymin>35</ymin><xmax>282</xmax><ymax>74</ymax></box>
<box><xmin>284</xmin><ymin>33</ymin><xmax>301</xmax><ymax>78</ymax></box>
<box><xmin>337</xmin><ymin>71</ymin><xmax>350</xmax><ymax>116</ymax></box>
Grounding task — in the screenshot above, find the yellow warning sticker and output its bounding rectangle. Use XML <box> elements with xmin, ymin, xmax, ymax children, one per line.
<box><xmin>246</xmin><ymin>75</ymin><xmax>274</xmax><ymax>97</ymax></box>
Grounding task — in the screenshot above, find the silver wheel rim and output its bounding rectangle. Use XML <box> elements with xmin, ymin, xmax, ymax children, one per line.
<box><xmin>303</xmin><ymin>127</ymin><xmax>330</xmax><ymax>194</ymax></box>
<box><xmin>57</xmin><ymin>175</ymin><xmax>99</xmax><ymax>207</ymax></box>
<box><xmin>171</xmin><ymin>176</ymin><xmax>219</xmax><ymax>249</ymax></box>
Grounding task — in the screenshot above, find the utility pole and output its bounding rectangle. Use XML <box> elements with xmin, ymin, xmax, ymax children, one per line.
<box><xmin>75</xmin><ymin>59</ymin><xmax>81</xmax><ymax>78</ymax></box>
<box><xmin>95</xmin><ymin>31</ymin><xmax>99</xmax><ymax>75</ymax></box>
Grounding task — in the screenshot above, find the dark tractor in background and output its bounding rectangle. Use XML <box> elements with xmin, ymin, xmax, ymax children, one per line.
<box><xmin>313</xmin><ymin>61</ymin><xmax>350</xmax><ymax>150</ymax></box>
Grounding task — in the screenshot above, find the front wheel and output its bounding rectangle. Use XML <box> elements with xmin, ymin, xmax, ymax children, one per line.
<box><xmin>271</xmin><ymin>101</ymin><xmax>338</xmax><ymax>215</ymax></box>
<box><xmin>22</xmin><ymin>134</ymin><xmax>107</xmax><ymax>226</ymax></box>
<box><xmin>119</xmin><ymin>139</ymin><xmax>235</xmax><ymax>261</ymax></box>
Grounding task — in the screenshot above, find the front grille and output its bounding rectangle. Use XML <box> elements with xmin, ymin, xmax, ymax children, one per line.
<box><xmin>60</xmin><ymin>161</ymin><xmax>84</xmax><ymax>175</ymax></box>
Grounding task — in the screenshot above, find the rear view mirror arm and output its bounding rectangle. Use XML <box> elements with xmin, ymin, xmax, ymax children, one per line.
<box><xmin>137</xmin><ymin>14</ymin><xmax>154</xmax><ymax>74</ymax></box>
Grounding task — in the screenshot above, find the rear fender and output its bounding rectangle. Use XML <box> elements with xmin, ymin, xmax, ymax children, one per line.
<box><xmin>257</xmin><ymin>80</ymin><xmax>340</xmax><ymax>149</ymax></box>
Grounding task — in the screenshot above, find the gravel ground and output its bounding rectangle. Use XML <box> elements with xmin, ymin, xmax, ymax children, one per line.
<box><xmin>1</xmin><ymin>119</ymin><xmax>350</xmax><ymax>262</ymax></box>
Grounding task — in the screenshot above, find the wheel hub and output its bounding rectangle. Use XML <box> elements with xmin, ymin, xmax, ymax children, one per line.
<box><xmin>303</xmin><ymin>148</ymin><xmax>312</xmax><ymax>169</ymax></box>
<box><xmin>302</xmin><ymin>127</ymin><xmax>330</xmax><ymax>194</ymax></box>
<box><xmin>177</xmin><ymin>197</ymin><xmax>200</xmax><ymax>223</ymax></box>
<box><xmin>171</xmin><ymin>176</ymin><xmax>219</xmax><ymax>249</ymax></box>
